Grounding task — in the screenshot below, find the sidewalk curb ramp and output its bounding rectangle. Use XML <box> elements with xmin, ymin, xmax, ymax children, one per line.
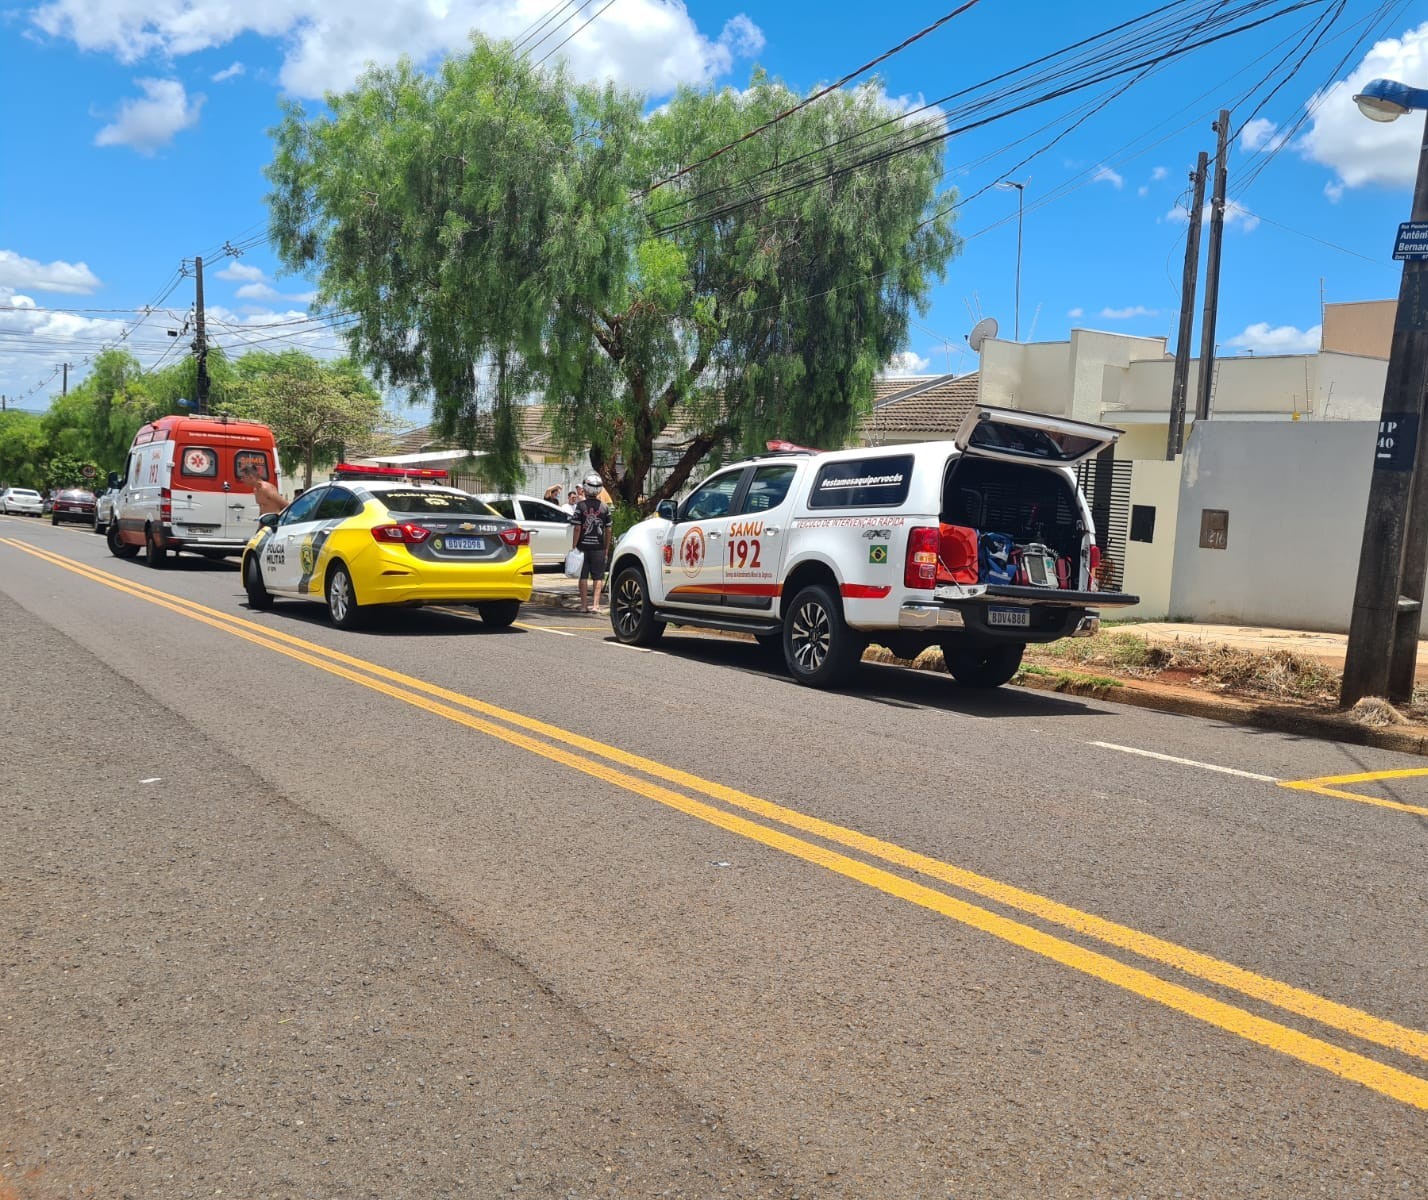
<box><xmin>526</xmin><ymin>586</ymin><xmax>1428</xmax><ymax>757</ymax></box>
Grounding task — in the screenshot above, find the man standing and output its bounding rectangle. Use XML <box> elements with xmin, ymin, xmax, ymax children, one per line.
<box><xmin>238</xmin><ymin>463</ymin><xmax>287</xmax><ymax>517</ymax></box>
<box><xmin>569</xmin><ymin>473</ymin><xmax>612</xmax><ymax>614</ymax></box>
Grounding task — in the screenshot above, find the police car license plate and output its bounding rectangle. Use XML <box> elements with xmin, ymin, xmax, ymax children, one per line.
<box><xmin>444</xmin><ymin>536</ymin><xmax>486</xmax><ymax>551</ymax></box>
<box><xmin>987</xmin><ymin>606</ymin><xmax>1029</xmax><ymax>627</ymax></box>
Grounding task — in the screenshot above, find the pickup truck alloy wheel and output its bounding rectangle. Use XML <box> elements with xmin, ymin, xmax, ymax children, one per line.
<box><xmin>107</xmin><ymin>521</ymin><xmax>139</xmax><ymax>559</ymax></box>
<box><xmin>785</xmin><ymin>583</ymin><xmax>861</xmax><ymax>688</ymax></box>
<box><xmin>326</xmin><ymin>564</ymin><xmax>364</xmax><ymax>629</ymax></box>
<box><xmin>611</xmin><ymin>565</ymin><xmax>665</xmax><ymax>646</ymax></box>
<box><xmin>244</xmin><ymin>555</ymin><xmax>274</xmax><ymax>610</ymax></box>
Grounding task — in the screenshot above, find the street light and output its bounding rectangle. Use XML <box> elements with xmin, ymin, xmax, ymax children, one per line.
<box><xmin>998</xmin><ymin>179</ymin><xmax>1026</xmax><ymax>341</ymax></box>
<box><xmin>1341</xmin><ymin>77</ymin><xmax>1428</xmax><ymax>706</ymax></box>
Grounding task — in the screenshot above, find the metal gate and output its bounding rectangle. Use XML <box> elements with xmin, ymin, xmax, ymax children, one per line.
<box><xmin>1077</xmin><ymin>451</ymin><xmax>1132</xmax><ymax>593</ymax></box>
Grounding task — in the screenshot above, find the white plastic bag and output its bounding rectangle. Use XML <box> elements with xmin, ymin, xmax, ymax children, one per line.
<box><xmin>564</xmin><ymin>548</ymin><xmax>584</xmax><ymax>577</ymax></box>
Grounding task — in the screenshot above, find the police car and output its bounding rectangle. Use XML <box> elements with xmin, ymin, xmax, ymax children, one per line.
<box><xmin>241</xmin><ymin>465</ymin><xmax>533</xmax><ymax>629</ymax></box>
<box><xmin>608</xmin><ymin>407</ymin><xmax>1139</xmax><ymax>688</ymax></box>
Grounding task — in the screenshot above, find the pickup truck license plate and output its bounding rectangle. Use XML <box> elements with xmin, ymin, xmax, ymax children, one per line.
<box><xmin>444</xmin><ymin>536</ymin><xmax>486</xmax><ymax>551</ymax></box>
<box><xmin>987</xmin><ymin>606</ymin><xmax>1029</xmax><ymax>628</ymax></box>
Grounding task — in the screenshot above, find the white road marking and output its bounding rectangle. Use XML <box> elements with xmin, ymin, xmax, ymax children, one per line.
<box><xmin>513</xmin><ymin>621</ymin><xmax>576</xmax><ymax>637</ymax></box>
<box><xmin>140</xmin><ymin>777</ymin><xmax>162</xmax><ymax>784</ymax></box>
<box><xmin>1088</xmin><ymin>741</ymin><xmax>1279</xmax><ymax>783</ymax></box>
<box><xmin>609</xmin><ymin>642</ymin><xmax>653</xmax><ymax>653</ymax></box>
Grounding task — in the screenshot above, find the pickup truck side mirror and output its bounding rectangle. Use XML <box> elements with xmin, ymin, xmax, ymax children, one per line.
<box><xmin>107</xmin><ymin>471</ymin><xmax>122</xmax><ymax>490</ymax></box>
<box><xmin>656</xmin><ymin>500</ymin><xmax>678</xmax><ymax>522</ymax></box>
<box><xmin>258</xmin><ymin>512</ymin><xmax>280</xmax><ymax>530</ymax></box>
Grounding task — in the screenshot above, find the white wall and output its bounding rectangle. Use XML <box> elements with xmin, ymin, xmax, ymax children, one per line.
<box><xmin>1119</xmin><ymin>459</ymin><xmax>1181</xmax><ymax>620</ymax></box>
<box><xmin>1167</xmin><ymin>421</ymin><xmax>1383</xmax><ymax>632</ymax></box>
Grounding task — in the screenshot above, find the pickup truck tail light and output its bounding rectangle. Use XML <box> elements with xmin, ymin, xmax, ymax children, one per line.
<box><xmin>904</xmin><ymin>526</ymin><xmax>939</xmax><ymax>590</ymax></box>
<box><xmin>371</xmin><ymin>522</ymin><xmax>431</xmax><ymax>544</ymax></box>
<box><xmin>498</xmin><ymin>526</ymin><xmax>531</xmax><ymax>547</ymax></box>
<box><xmin>1089</xmin><ymin>544</ymin><xmax>1102</xmax><ymax>591</ymax></box>
<box><xmin>159</xmin><ymin>488</ymin><xmax>172</xmax><ymax>523</ymax></box>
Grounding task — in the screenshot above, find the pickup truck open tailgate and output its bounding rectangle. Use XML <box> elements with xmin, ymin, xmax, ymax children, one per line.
<box><xmin>933</xmin><ymin>583</ymin><xmax>1141</xmax><ymax>607</ymax></box>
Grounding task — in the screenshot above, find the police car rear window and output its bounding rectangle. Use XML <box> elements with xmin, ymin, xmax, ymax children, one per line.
<box><xmin>380</xmin><ymin>491</ymin><xmax>498</xmax><ymax>517</ymax></box>
<box><xmin>807</xmin><ymin>455</ymin><xmax>914</xmax><ymax>509</ymax></box>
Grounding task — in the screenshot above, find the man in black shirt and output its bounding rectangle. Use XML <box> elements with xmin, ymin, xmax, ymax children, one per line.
<box><xmin>570</xmin><ymin>473</ymin><xmax>613</xmax><ymax>614</ymax></box>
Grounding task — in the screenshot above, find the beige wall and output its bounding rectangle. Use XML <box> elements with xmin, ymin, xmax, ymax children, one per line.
<box><xmin>1118</xmin><ymin>459</ymin><xmax>1181</xmax><ymax>621</ymax></box>
<box><xmin>1322</xmin><ymin>300</ymin><xmax>1394</xmax><ymax>359</ymax></box>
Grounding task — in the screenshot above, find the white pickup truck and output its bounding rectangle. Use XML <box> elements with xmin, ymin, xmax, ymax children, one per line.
<box><xmin>607</xmin><ymin>406</ymin><xmax>1139</xmax><ymax>689</ymax></box>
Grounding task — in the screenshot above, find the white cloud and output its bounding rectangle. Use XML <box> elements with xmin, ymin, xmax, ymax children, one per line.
<box><xmin>1099</xmin><ymin>305</ymin><xmax>1158</xmax><ymax>320</ymax></box>
<box><xmin>0</xmin><ymin>250</ymin><xmax>101</xmax><ymax>294</ymax></box>
<box><xmin>1325</xmin><ymin>180</ymin><xmax>1345</xmax><ymax>203</ymax></box>
<box><xmin>33</xmin><ymin>0</ymin><xmax>764</xmax><ymax>100</ymax></box>
<box><xmin>212</xmin><ymin>62</ymin><xmax>245</xmax><ymax>82</ymax></box>
<box><xmin>1240</xmin><ymin>117</ymin><xmax>1286</xmax><ymax>153</ymax></box>
<box><xmin>1092</xmin><ymin>164</ymin><xmax>1123</xmax><ymax>189</ymax></box>
<box><xmin>1150</xmin><ymin>166</ymin><xmax>1168</xmax><ymax>181</ymax></box>
<box><xmin>1301</xmin><ymin>22</ymin><xmax>1428</xmax><ymax>189</ymax></box>
<box><xmin>1067</xmin><ymin>307</ymin><xmax>1084</xmax><ymax>318</ymax></box>
<box><xmin>1164</xmin><ymin>199</ymin><xmax>1260</xmax><ymax>232</ymax></box>
<box><xmin>235</xmin><ymin>281</ymin><xmax>317</xmax><ymax>303</ymax></box>
<box><xmin>884</xmin><ymin>350</ymin><xmax>931</xmax><ymax>377</ymax></box>
<box><xmin>94</xmin><ymin>78</ymin><xmax>203</xmax><ymax>154</ymax></box>
<box><xmin>217</xmin><ymin>262</ymin><xmax>266</xmax><ymax>283</ymax></box>
<box><xmin>1137</xmin><ymin>185</ymin><xmax>1148</xmax><ymax>197</ymax></box>
<box><xmin>1224</xmin><ymin>322</ymin><xmax>1322</xmax><ymax>355</ymax></box>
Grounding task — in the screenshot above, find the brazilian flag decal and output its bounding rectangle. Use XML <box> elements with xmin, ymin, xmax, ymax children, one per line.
<box><xmin>869</xmin><ymin>544</ymin><xmax>888</xmax><ymax>564</ymax></box>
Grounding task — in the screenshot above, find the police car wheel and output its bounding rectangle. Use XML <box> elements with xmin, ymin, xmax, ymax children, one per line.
<box><xmin>478</xmin><ymin>600</ymin><xmax>520</xmax><ymax>628</ymax></box>
<box><xmin>244</xmin><ymin>555</ymin><xmax>274</xmax><ymax>610</ymax></box>
<box><xmin>611</xmin><ymin>565</ymin><xmax>664</xmax><ymax>646</ymax></box>
<box><xmin>145</xmin><ymin>527</ymin><xmax>168</xmax><ymax>568</ymax></box>
<box><xmin>784</xmin><ymin>583</ymin><xmax>862</xmax><ymax>688</ymax></box>
<box><xmin>943</xmin><ymin>642</ymin><xmax>1024</xmax><ymax>689</ymax></box>
<box><xmin>325</xmin><ymin>563</ymin><xmax>365</xmax><ymax>629</ymax></box>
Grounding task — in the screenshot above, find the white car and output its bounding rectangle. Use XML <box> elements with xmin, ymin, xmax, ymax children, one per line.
<box><xmin>474</xmin><ymin>493</ymin><xmax>574</xmax><ymax>568</ymax></box>
<box><xmin>93</xmin><ymin>487</ymin><xmax>119</xmax><ymax>534</ymax></box>
<box><xmin>0</xmin><ymin>487</ymin><xmax>43</xmax><ymax>516</ymax></box>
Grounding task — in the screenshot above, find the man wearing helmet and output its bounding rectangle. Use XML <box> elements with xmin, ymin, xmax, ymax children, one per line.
<box><xmin>570</xmin><ymin>472</ymin><xmax>613</xmax><ymax>614</ymax></box>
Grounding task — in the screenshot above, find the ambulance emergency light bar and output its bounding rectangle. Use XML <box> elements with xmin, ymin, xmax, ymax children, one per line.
<box><xmin>330</xmin><ymin>463</ymin><xmax>450</xmax><ymax>482</ymax></box>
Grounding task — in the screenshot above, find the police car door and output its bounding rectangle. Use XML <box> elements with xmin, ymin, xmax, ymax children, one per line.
<box><xmin>264</xmin><ymin>487</ymin><xmax>326</xmax><ymax>594</ymax></box>
<box><xmin>662</xmin><ymin>467</ymin><xmax>746</xmax><ymax>608</ymax></box>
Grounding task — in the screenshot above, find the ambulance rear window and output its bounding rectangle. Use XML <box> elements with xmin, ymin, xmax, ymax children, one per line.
<box><xmin>235</xmin><ymin>450</ymin><xmax>271</xmax><ymax>480</ymax></box>
<box><xmin>179</xmin><ymin>446</ymin><xmax>218</xmax><ymax>477</ymax></box>
<box><xmin>807</xmin><ymin>455</ymin><xmax>914</xmax><ymax>509</ymax></box>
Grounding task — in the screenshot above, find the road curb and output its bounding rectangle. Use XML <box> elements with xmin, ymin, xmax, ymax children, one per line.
<box><xmin>1014</xmin><ymin>669</ymin><xmax>1428</xmax><ymax>758</ymax></box>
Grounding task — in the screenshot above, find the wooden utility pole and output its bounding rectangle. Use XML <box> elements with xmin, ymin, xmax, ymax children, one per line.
<box><xmin>194</xmin><ymin>255</ymin><xmax>210</xmax><ymax>414</ymax></box>
<box><xmin>1167</xmin><ymin>152</ymin><xmax>1208</xmax><ymax>460</ymax></box>
<box><xmin>61</xmin><ymin>362</ymin><xmax>70</xmax><ymax>396</ymax></box>
<box><xmin>1195</xmin><ymin>110</ymin><xmax>1230</xmax><ymax>423</ymax></box>
<box><xmin>1342</xmin><ymin>109</ymin><xmax>1428</xmax><ymax>704</ymax></box>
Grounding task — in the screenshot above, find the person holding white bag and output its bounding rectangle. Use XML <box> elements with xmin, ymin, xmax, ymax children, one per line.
<box><xmin>568</xmin><ymin>473</ymin><xmax>613</xmax><ymax>614</ymax></box>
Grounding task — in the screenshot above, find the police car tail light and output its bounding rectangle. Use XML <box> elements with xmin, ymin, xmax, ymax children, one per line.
<box><xmin>498</xmin><ymin>526</ymin><xmax>531</xmax><ymax>547</ymax></box>
<box><xmin>371</xmin><ymin>522</ymin><xmax>431</xmax><ymax>544</ymax></box>
<box><xmin>159</xmin><ymin>488</ymin><xmax>172</xmax><ymax>523</ymax></box>
<box><xmin>904</xmin><ymin>526</ymin><xmax>939</xmax><ymax>589</ymax></box>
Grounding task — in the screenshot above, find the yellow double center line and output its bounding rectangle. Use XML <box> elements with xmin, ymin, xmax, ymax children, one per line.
<box><xmin>7</xmin><ymin>535</ymin><xmax>1428</xmax><ymax>1110</ymax></box>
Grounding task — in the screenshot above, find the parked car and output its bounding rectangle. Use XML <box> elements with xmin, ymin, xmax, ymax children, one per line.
<box><xmin>607</xmin><ymin>406</ymin><xmax>1140</xmax><ymax>689</ymax></box>
<box><xmin>473</xmin><ymin>493</ymin><xmax>574</xmax><ymax>568</ymax></box>
<box><xmin>242</xmin><ymin>466</ymin><xmax>533</xmax><ymax>629</ymax></box>
<box><xmin>0</xmin><ymin>487</ymin><xmax>43</xmax><ymax>516</ymax></box>
<box><xmin>93</xmin><ymin>488</ymin><xmax>118</xmax><ymax>535</ymax></box>
<box><xmin>50</xmin><ymin>487</ymin><xmax>97</xmax><ymax>525</ymax></box>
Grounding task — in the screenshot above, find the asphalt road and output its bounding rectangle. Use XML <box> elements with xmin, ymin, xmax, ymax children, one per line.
<box><xmin>4</xmin><ymin>513</ymin><xmax>1428</xmax><ymax>1198</ymax></box>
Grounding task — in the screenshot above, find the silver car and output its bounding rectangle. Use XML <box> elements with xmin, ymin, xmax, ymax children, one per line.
<box><xmin>94</xmin><ymin>487</ymin><xmax>119</xmax><ymax>534</ymax></box>
<box><xmin>0</xmin><ymin>487</ymin><xmax>43</xmax><ymax>516</ymax></box>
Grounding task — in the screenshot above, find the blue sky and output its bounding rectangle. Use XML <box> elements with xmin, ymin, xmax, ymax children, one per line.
<box><xmin>2</xmin><ymin>0</ymin><xmax>1425</xmax><ymax>422</ymax></box>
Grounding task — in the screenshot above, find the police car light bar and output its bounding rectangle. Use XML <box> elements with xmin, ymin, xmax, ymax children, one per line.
<box><xmin>331</xmin><ymin>463</ymin><xmax>450</xmax><ymax>482</ymax></box>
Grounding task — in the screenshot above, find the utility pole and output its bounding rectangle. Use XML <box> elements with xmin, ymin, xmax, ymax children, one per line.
<box><xmin>1342</xmin><ymin>100</ymin><xmax>1428</xmax><ymax>705</ymax></box>
<box><xmin>61</xmin><ymin>362</ymin><xmax>71</xmax><ymax>396</ymax></box>
<box><xmin>1167</xmin><ymin>152</ymin><xmax>1208</xmax><ymax>460</ymax></box>
<box><xmin>1195</xmin><ymin>110</ymin><xmax>1230</xmax><ymax>423</ymax></box>
<box><xmin>193</xmin><ymin>255</ymin><xmax>210</xmax><ymax>414</ymax></box>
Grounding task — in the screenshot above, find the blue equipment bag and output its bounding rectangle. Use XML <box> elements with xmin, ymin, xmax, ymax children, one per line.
<box><xmin>979</xmin><ymin>532</ymin><xmax>1017</xmax><ymax>584</ymax></box>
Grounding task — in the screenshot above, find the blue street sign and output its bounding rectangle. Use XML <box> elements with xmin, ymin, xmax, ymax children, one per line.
<box><xmin>1393</xmin><ymin>222</ymin><xmax>1428</xmax><ymax>261</ymax></box>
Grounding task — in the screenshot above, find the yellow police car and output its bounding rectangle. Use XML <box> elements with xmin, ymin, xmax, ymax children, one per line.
<box><xmin>241</xmin><ymin>465</ymin><xmax>533</xmax><ymax>628</ymax></box>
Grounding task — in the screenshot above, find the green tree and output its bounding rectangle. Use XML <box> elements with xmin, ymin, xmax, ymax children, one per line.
<box><xmin>0</xmin><ymin>411</ymin><xmax>47</xmax><ymax>490</ymax></box>
<box><xmin>41</xmin><ymin>453</ymin><xmax>102</xmax><ymax>492</ymax></box>
<box><xmin>266</xmin><ymin>38</ymin><xmax>956</xmax><ymax>505</ymax></box>
<box><xmin>221</xmin><ymin>350</ymin><xmax>388</xmax><ymax>488</ymax></box>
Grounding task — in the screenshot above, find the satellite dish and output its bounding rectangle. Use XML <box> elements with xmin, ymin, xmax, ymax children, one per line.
<box><xmin>967</xmin><ymin>317</ymin><xmax>999</xmax><ymax>352</ymax></box>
